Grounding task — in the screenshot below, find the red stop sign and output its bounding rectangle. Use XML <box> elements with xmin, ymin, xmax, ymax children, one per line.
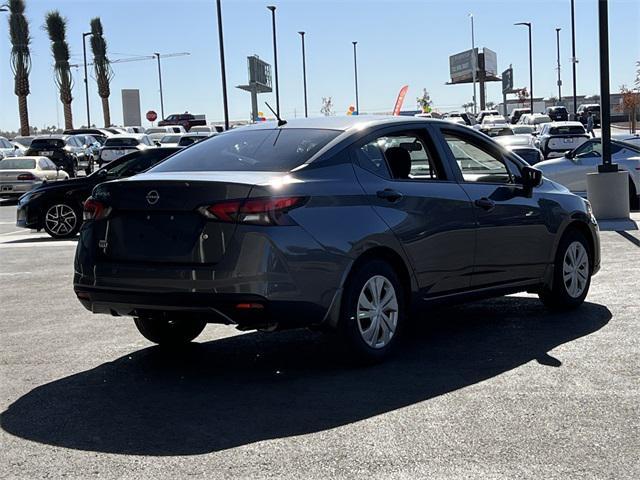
<box><xmin>146</xmin><ymin>110</ymin><xmax>158</xmax><ymax>122</ymax></box>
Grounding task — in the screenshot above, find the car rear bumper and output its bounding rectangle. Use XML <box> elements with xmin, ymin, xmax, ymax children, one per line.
<box><xmin>0</xmin><ymin>181</ymin><xmax>40</xmax><ymax>198</ymax></box>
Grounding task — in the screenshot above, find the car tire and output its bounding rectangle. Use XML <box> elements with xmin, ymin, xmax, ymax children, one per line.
<box><xmin>43</xmin><ymin>202</ymin><xmax>82</xmax><ymax>238</ymax></box>
<box><xmin>338</xmin><ymin>259</ymin><xmax>405</xmax><ymax>363</ymax></box>
<box><xmin>539</xmin><ymin>228</ymin><xmax>592</xmax><ymax>311</ymax></box>
<box><xmin>134</xmin><ymin>315</ymin><xmax>207</xmax><ymax>346</ymax></box>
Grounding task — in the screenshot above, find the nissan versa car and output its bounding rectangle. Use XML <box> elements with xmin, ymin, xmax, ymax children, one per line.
<box><xmin>74</xmin><ymin>116</ymin><xmax>600</xmax><ymax>362</ymax></box>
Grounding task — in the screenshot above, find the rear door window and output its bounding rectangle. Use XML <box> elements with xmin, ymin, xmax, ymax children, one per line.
<box><xmin>442</xmin><ymin>131</ymin><xmax>512</xmax><ymax>184</ymax></box>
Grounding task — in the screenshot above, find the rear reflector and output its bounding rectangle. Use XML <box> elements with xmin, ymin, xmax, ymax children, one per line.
<box><xmin>17</xmin><ymin>173</ymin><xmax>36</xmax><ymax>181</ymax></box>
<box><xmin>83</xmin><ymin>197</ymin><xmax>112</xmax><ymax>221</ymax></box>
<box><xmin>235</xmin><ymin>303</ymin><xmax>264</xmax><ymax>310</ymax></box>
<box><xmin>199</xmin><ymin>196</ymin><xmax>305</xmax><ymax>225</ymax></box>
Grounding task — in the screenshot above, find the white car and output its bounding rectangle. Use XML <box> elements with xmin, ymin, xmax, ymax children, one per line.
<box><xmin>146</xmin><ymin>126</ymin><xmax>187</xmax><ymax>142</ymax></box>
<box><xmin>98</xmin><ymin>134</ymin><xmax>155</xmax><ymax>165</ymax></box>
<box><xmin>190</xmin><ymin>125</ymin><xmax>218</xmax><ymax>134</ymax></box>
<box><xmin>495</xmin><ymin>135</ymin><xmax>544</xmax><ymax>165</ymax></box>
<box><xmin>0</xmin><ymin>156</ymin><xmax>69</xmax><ymax>198</ymax></box>
<box><xmin>535</xmin><ymin>122</ymin><xmax>589</xmax><ymax>159</ymax></box>
<box><xmin>611</xmin><ymin>132</ymin><xmax>640</xmax><ymax>148</ymax></box>
<box><xmin>518</xmin><ymin>113</ymin><xmax>552</xmax><ymax>133</ymax></box>
<box><xmin>476</xmin><ymin>109</ymin><xmax>501</xmax><ymax>124</ymax></box>
<box><xmin>158</xmin><ymin>134</ymin><xmax>182</xmax><ymax>147</ymax></box>
<box><xmin>0</xmin><ymin>136</ymin><xmax>19</xmax><ymax>160</ymax></box>
<box><xmin>537</xmin><ymin>138</ymin><xmax>640</xmax><ymax>209</ymax></box>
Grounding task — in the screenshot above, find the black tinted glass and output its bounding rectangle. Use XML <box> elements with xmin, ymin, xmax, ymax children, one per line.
<box><xmin>105</xmin><ymin>138</ymin><xmax>140</xmax><ymax>147</ymax></box>
<box><xmin>31</xmin><ymin>139</ymin><xmax>64</xmax><ymax>148</ymax></box>
<box><xmin>151</xmin><ymin>128</ymin><xmax>340</xmax><ymax>172</ymax></box>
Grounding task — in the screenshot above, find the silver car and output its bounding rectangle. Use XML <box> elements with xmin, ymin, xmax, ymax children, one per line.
<box><xmin>0</xmin><ymin>156</ymin><xmax>69</xmax><ymax>198</ymax></box>
<box><xmin>536</xmin><ymin>138</ymin><xmax>640</xmax><ymax>209</ymax></box>
<box><xmin>0</xmin><ymin>136</ymin><xmax>19</xmax><ymax>160</ymax></box>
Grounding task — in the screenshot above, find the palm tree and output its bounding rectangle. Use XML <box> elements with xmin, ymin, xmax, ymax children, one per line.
<box><xmin>8</xmin><ymin>0</ymin><xmax>32</xmax><ymax>136</ymax></box>
<box><xmin>44</xmin><ymin>11</ymin><xmax>74</xmax><ymax>129</ymax></box>
<box><xmin>89</xmin><ymin>18</ymin><xmax>114</xmax><ymax>127</ymax></box>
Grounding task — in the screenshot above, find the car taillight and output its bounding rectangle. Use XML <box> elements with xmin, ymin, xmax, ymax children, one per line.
<box><xmin>83</xmin><ymin>197</ymin><xmax>112</xmax><ymax>221</ymax></box>
<box><xmin>17</xmin><ymin>173</ymin><xmax>36</xmax><ymax>181</ymax></box>
<box><xmin>198</xmin><ymin>197</ymin><xmax>306</xmax><ymax>225</ymax></box>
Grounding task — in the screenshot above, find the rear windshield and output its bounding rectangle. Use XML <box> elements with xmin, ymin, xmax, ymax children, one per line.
<box><xmin>550</xmin><ymin>125</ymin><xmax>586</xmax><ymax>135</ymax></box>
<box><xmin>177</xmin><ymin>136</ymin><xmax>207</xmax><ymax>146</ymax></box>
<box><xmin>512</xmin><ymin>148</ymin><xmax>540</xmax><ymax>165</ymax></box>
<box><xmin>104</xmin><ymin>137</ymin><xmax>140</xmax><ymax>147</ymax></box>
<box><xmin>31</xmin><ymin>138</ymin><xmax>64</xmax><ymax>149</ymax></box>
<box><xmin>151</xmin><ymin>128</ymin><xmax>341</xmax><ymax>172</ymax></box>
<box><xmin>160</xmin><ymin>135</ymin><xmax>182</xmax><ymax>143</ymax></box>
<box><xmin>532</xmin><ymin>115</ymin><xmax>551</xmax><ymax>124</ymax></box>
<box><xmin>146</xmin><ymin>128</ymin><xmax>166</xmax><ymax>134</ymax></box>
<box><xmin>0</xmin><ymin>158</ymin><xmax>36</xmax><ymax>169</ymax></box>
<box><xmin>511</xmin><ymin>125</ymin><xmax>534</xmax><ymax>134</ymax></box>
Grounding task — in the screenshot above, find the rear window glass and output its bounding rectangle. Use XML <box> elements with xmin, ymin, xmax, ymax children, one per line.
<box><xmin>0</xmin><ymin>158</ymin><xmax>36</xmax><ymax>169</ymax></box>
<box><xmin>160</xmin><ymin>135</ymin><xmax>182</xmax><ymax>143</ymax></box>
<box><xmin>550</xmin><ymin>125</ymin><xmax>586</xmax><ymax>135</ymax></box>
<box><xmin>104</xmin><ymin>137</ymin><xmax>140</xmax><ymax>147</ymax></box>
<box><xmin>151</xmin><ymin>128</ymin><xmax>341</xmax><ymax>172</ymax></box>
<box><xmin>31</xmin><ymin>138</ymin><xmax>64</xmax><ymax>149</ymax></box>
<box><xmin>512</xmin><ymin>148</ymin><xmax>540</xmax><ymax>165</ymax></box>
<box><xmin>532</xmin><ymin>115</ymin><xmax>551</xmax><ymax>124</ymax></box>
<box><xmin>146</xmin><ymin>128</ymin><xmax>167</xmax><ymax>134</ymax></box>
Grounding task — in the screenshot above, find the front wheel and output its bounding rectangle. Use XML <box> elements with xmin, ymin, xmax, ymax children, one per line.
<box><xmin>539</xmin><ymin>229</ymin><xmax>592</xmax><ymax>311</ymax></box>
<box><xmin>134</xmin><ymin>315</ymin><xmax>207</xmax><ymax>346</ymax></box>
<box><xmin>338</xmin><ymin>260</ymin><xmax>405</xmax><ymax>363</ymax></box>
<box><xmin>44</xmin><ymin>202</ymin><xmax>82</xmax><ymax>238</ymax></box>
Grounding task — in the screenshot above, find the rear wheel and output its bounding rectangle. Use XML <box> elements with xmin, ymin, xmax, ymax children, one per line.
<box><xmin>134</xmin><ymin>315</ymin><xmax>207</xmax><ymax>346</ymax></box>
<box><xmin>539</xmin><ymin>229</ymin><xmax>591</xmax><ymax>311</ymax></box>
<box><xmin>338</xmin><ymin>260</ymin><xmax>405</xmax><ymax>363</ymax></box>
<box><xmin>43</xmin><ymin>202</ymin><xmax>81</xmax><ymax>238</ymax></box>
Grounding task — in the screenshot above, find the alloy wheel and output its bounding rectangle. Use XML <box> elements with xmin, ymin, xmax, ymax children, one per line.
<box><xmin>356</xmin><ymin>275</ymin><xmax>399</xmax><ymax>349</ymax></box>
<box><xmin>45</xmin><ymin>204</ymin><xmax>78</xmax><ymax>237</ymax></box>
<box><xmin>562</xmin><ymin>241</ymin><xmax>589</xmax><ymax>298</ymax></box>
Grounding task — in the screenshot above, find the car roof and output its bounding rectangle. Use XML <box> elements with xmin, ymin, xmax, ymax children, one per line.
<box><xmin>1</xmin><ymin>155</ymin><xmax>47</xmax><ymax>161</ymax></box>
<box><xmin>32</xmin><ymin>134</ymin><xmax>68</xmax><ymax>140</ymax></box>
<box><xmin>547</xmin><ymin>121</ymin><xmax>584</xmax><ymax>127</ymax></box>
<box><xmin>236</xmin><ymin>115</ymin><xmax>441</xmax><ymax>133</ymax></box>
<box><xmin>105</xmin><ymin>133</ymin><xmax>148</xmax><ymax>139</ymax></box>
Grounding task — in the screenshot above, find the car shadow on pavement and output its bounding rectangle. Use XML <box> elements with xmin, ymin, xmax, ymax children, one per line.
<box><xmin>1</xmin><ymin>296</ymin><xmax>611</xmax><ymax>456</ymax></box>
<box><xmin>3</xmin><ymin>236</ymin><xmax>78</xmax><ymax>244</ymax></box>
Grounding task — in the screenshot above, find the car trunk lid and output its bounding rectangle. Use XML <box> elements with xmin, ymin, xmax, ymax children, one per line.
<box><xmin>94</xmin><ymin>171</ymin><xmax>283</xmax><ymax>265</ymax></box>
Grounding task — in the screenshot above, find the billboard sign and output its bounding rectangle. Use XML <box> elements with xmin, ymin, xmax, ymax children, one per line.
<box><xmin>483</xmin><ymin>48</ymin><xmax>498</xmax><ymax>77</ymax></box>
<box><xmin>449</xmin><ymin>48</ymin><xmax>477</xmax><ymax>83</ymax></box>
<box><xmin>121</xmin><ymin>89</ymin><xmax>141</xmax><ymax>127</ymax></box>
<box><xmin>248</xmin><ymin>55</ymin><xmax>272</xmax><ymax>91</ymax></box>
<box><xmin>502</xmin><ymin>67</ymin><xmax>513</xmax><ymax>93</ymax></box>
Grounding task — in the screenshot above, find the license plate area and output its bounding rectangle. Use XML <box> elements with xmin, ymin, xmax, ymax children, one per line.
<box><xmin>1</xmin><ymin>185</ymin><xmax>13</xmax><ymax>191</ymax></box>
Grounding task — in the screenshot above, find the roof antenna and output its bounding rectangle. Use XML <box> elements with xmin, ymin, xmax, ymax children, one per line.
<box><xmin>264</xmin><ymin>102</ymin><xmax>287</xmax><ymax>127</ymax></box>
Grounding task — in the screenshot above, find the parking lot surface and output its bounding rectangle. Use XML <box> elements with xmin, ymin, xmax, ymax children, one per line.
<box><xmin>0</xmin><ymin>202</ymin><xmax>638</xmax><ymax>479</ymax></box>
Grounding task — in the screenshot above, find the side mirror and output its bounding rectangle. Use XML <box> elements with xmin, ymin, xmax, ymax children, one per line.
<box><xmin>521</xmin><ymin>165</ymin><xmax>543</xmax><ymax>188</ymax></box>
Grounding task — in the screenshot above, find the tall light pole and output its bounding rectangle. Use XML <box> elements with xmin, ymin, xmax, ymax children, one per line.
<box><xmin>216</xmin><ymin>0</ymin><xmax>230</xmax><ymax>130</ymax></box>
<box><xmin>598</xmin><ymin>0</ymin><xmax>615</xmax><ymax>172</ymax></box>
<box><xmin>555</xmin><ymin>27</ymin><xmax>562</xmax><ymax>104</ymax></box>
<box><xmin>298</xmin><ymin>31</ymin><xmax>308</xmax><ymax>118</ymax></box>
<box><xmin>267</xmin><ymin>6</ymin><xmax>280</xmax><ymax>116</ymax></box>
<box><xmin>515</xmin><ymin>22</ymin><xmax>534</xmax><ymax>113</ymax></box>
<box><xmin>570</xmin><ymin>0</ymin><xmax>578</xmax><ymax>118</ymax></box>
<box><xmin>82</xmin><ymin>32</ymin><xmax>92</xmax><ymax>127</ymax></box>
<box><xmin>469</xmin><ymin>13</ymin><xmax>477</xmax><ymax>115</ymax></box>
<box><xmin>154</xmin><ymin>53</ymin><xmax>165</xmax><ymax>120</ymax></box>
<box><xmin>352</xmin><ymin>41</ymin><xmax>359</xmax><ymax>114</ymax></box>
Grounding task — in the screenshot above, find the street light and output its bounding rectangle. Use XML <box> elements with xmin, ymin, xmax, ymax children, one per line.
<box><xmin>267</xmin><ymin>6</ymin><xmax>280</xmax><ymax>116</ymax></box>
<box><xmin>216</xmin><ymin>0</ymin><xmax>230</xmax><ymax>130</ymax></box>
<box><xmin>298</xmin><ymin>31</ymin><xmax>308</xmax><ymax>118</ymax></box>
<box><xmin>570</xmin><ymin>0</ymin><xmax>578</xmax><ymax>118</ymax></box>
<box><xmin>154</xmin><ymin>53</ymin><xmax>165</xmax><ymax>120</ymax></box>
<box><xmin>598</xmin><ymin>0</ymin><xmax>614</xmax><ymax>172</ymax></box>
<box><xmin>352</xmin><ymin>41</ymin><xmax>359</xmax><ymax>114</ymax></box>
<box><xmin>469</xmin><ymin>13</ymin><xmax>477</xmax><ymax>115</ymax></box>
<box><xmin>514</xmin><ymin>22</ymin><xmax>534</xmax><ymax>113</ymax></box>
<box><xmin>555</xmin><ymin>27</ymin><xmax>562</xmax><ymax>104</ymax></box>
<box><xmin>82</xmin><ymin>31</ymin><xmax>92</xmax><ymax>127</ymax></box>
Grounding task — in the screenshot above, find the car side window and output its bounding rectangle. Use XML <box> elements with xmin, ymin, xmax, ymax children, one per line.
<box><xmin>443</xmin><ymin>132</ymin><xmax>512</xmax><ymax>184</ymax></box>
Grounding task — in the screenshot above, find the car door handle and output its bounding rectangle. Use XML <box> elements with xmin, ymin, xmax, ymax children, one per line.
<box><xmin>474</xmin><ymin>197</ymin><xmax>496</xmax><ymax>211</ymax></box>
<box><xmin>376</xmin><ymin>189</ymin><xmax>404</xmax><ymax>202</ymax></box>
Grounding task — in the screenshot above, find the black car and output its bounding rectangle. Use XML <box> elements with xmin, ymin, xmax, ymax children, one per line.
<box><xmin>16</xmin><ymin>147</ymin><xmax>179</xmax><ymax>238</ymax></box>
<box><xmin>25</xmin><ymin>135</ymin><xmax>89</xmax><ymax>178</ymax></box>
<box><xmin>74</xmin><ymin>117</ymin><xmax>600</xmax><ymax>362</ymax></box>
<box><xmin>546</xmin><ymin>106</ymin><xmax>569</xmax><ymax>122</ymax></box>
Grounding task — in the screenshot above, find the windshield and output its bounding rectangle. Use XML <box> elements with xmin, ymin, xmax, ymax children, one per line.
<box><xmin>31</xmin><ymin>138</ymin><xmax>65</xmax><ymax>149</ymax></box>
<box><xmin>512</xmin><ymin>148</ymin><xmax>540</xmax><ymax>165</ymax></box>
<box><xmin>550</xmin><ymin>125</ymin><xmax>586</xmax><ymax>135</ymax></box>
<box><xmin>151</xmin><ymin>128</ymin><xmax>341</xmax><ymax>173</ymax></box>
<box><xmin>533</xmin><ymin>116</ymin><xmax>551</xmax><ymax>125</ymax></box>
<box><xmin>0</xmin><ymin>158</ymin><xmax>36</xmax><ymax>169</ymax></box>
<box><xmin>511</xmin><ymin>125</ymin><xmax>534</xmax><ymax>134</ymax></box>
<box><xmin>146</xmin><ymin>128</ymin><xmax>166</xmax><ymax>134</ymax></box>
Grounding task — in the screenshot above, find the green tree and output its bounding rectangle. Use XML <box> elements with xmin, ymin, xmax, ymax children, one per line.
<box><xmin>8</xmin><ymin>0</ymin><xmax>32</xmax><ymax>136</ymax></box>
<box><xmin>90</xmin><ymin>18</ymin><xmax>114</xmax><ymax>127</ymax></box>
<box><xmin>44</xmin><ymin>10</ymin><xmax>74</xmax><ymax>129</ymax></box>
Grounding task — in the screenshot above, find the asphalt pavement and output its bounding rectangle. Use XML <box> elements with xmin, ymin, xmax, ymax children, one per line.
<box><xmin>0</xmin><ymin>202</ymin><xmax>638</xmax><ymax>479</ymax></box>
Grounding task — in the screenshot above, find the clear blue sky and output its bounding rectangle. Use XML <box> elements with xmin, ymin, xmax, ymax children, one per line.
<box><xmin>1</xmin><ymin>0</ymin><xmax>638</xmax><ymax>130</ymax></box>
